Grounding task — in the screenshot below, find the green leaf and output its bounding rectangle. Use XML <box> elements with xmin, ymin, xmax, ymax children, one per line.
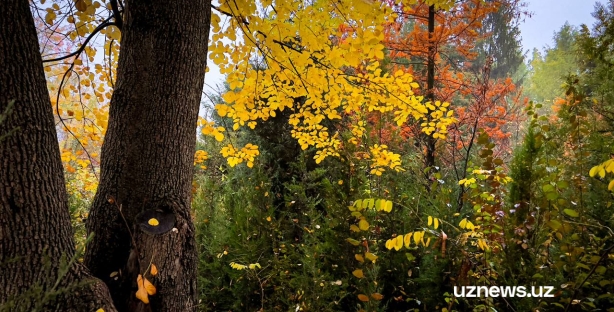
<box><xmin>346</xmin><ymin>238</ymin><xmax>361</xmax><ymax>246</ymax></box>
<box><xmin>557</xmin><ymin>180</ymin><xmax>569</xmax><ymax>189</ymax></box>
<box><xmin>546</xmin><ymin>192</ymin><xmax>558</xmax><ymax>200</ymax></box>
<box><xmin>405</xmin><ymin>253</ymin><xmax>415</xmax><ymax>261</ymax></box>
<box><xmin>563</xmin><ymin>209</ymin><xmax>579</xmax><ymax>218</ymax></box>
<box><xmin>547</xmin><ymin>220</ymin><xmax>562</xmax><ymax>230</ymax></box>
<box><xmin>542</xmin><ymin>184</ymin><xmax>555</xmax><ymax>192</ymax></box>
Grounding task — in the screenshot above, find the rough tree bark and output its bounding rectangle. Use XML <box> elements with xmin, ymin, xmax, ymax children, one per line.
<box><xmin>0</xmin><ymin>0</ymin><xmax>116</xmax><ymax>311</ymax></box>
<box><xmin>83</xmin><ymin>0</ymin><xmax>211</xmax><ymax>311</ymax></box>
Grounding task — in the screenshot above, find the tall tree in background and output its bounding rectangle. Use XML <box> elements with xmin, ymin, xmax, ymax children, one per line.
<box><xmin>473</xmin><ymin>0</ymin><xmax>525</xmax><ymax>80</ymax></box>
<box><xmin>385</xmin><ymin>0</ymin><xmax>523</xmax><ymax>195</ymax></box>
<box><xmin>0</xmin><ymin>0</ymin><xmax>115</xmax><ymax>310</ymax></box>
<box><xmin>524</xmin><ymin>23</ymin><xmax>580</xmax><ymax>102</ymax></box>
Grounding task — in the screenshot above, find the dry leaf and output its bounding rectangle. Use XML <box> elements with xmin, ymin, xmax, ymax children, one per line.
<box><xmin>150</xmin><ymin>264</ymin><xmax>158</xmax><ymax>276</ymax></box>
<box><xmin>371</xmin><ymin>293</ymin><xmax>384</xmax><ymax>300</ymax></box>
<box><xmin>136</xmin><ymin>274</ymin><xmax>149</xmax><ymax>304</ymax></box>
<box><xmin>144</xmin><ymin>277</ymin><xmax>156</xmax><ymax>295</ymax></box>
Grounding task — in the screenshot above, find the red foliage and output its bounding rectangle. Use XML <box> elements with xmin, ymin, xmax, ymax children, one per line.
<box><xmin>383</xmin><ymin>0</ymin><xmax>524</xmax><ymax>168</ymax></box>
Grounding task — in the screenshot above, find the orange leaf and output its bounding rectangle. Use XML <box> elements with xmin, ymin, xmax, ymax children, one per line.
<box><xmin>136</xmin><ymin>274</ymin><xmax>149</xmax><ymax>304</ymax></box>
<box><xmin>150</xmin><ymin>264</ymin><xmax>158</xmax><ymax>276</ymax></box>
<box><xmin>357</xmin><ymin>294</ymin><xmax>370</xmax><ymax>302</ymax></box>
<box><xmin>371</xmin><ymin>293</ymin><xmax>384</xmax><ymax>300</ymax></box>
<box><xmin>144</xmin><ymin>277</ymin><xmax>156</xmax><ymax>295</ymax></box>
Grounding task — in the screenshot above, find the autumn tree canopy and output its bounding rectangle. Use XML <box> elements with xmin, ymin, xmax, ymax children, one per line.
<box><xmin>3</xmin><ymin>0</ymin><xmax>614</xmax><ymax>311</ymax></box>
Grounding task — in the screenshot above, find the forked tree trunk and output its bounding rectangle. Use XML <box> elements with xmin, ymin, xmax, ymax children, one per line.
<box><xmin>84</xmin><ymin>0</ymin><xmax>210</xmax><ymax>310</ymax></box>
<box><xmin>0</xmin><ymin>0</ymin><xmax>116</xmax><ymax>311</ymax></box>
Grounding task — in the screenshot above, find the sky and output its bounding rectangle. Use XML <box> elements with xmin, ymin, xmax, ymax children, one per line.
<box><xmin>518</xmin><ymin>0</ymin><xmax>602</xmax><ymax>53</ymax></box>
<box><xmin>202</xmin><ymin>0</ymin><xmax>605</xmax><ymax>97</ymax></box>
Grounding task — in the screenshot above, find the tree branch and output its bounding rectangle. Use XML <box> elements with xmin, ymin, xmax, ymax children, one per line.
<box><xmin>42</xmin><ymin>17</ymin><xmax>115</xmax><ymax>63</ymax></box>
<box><xmin>109</xmin><ymin>0</ymin><xmax>123</xmax><ymax>30</ymax></box>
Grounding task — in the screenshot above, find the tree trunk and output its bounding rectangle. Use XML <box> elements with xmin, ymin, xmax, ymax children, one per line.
<box><xmin>0</xmin><ymin>0</ymin><xmax>116</xmax><ymax>311</ymax></box>
<box><xmin>84</xmin><ymin>0</ymin><xmax>210</xmax><ymax>310</ymax></box>
<box><xmin>424</xmin><ymin>4</ymin><xmax>437</xmax><ymax>173</ymax></box>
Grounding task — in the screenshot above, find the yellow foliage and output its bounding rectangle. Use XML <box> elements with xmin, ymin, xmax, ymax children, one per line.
<box><xmin>194</xmin><ymin>150</ymin><xmax>209</xmax><ymax>169</ymax></box>
<box><xmin>358</xmin><ymin>219</ymin><xmax>370</xmax><ymax>231</ymax></box>
<box><xmin>404</xmin><ymin>233</ymin><xmax>412</xmax><ymax>248</ymax></box>
<box><xmin>220</xmin><ymin>143</ymin><xmax>259</xmax><ymax>168</ymax></box>
<box><xmin>590</xmin><ymin>159</ymin><xmax>614</xmax><ymax>191</ymax></box>
<box><xmin>210</xmin><ymin>0</ymin><xmax>456</xmax><ymax>169</ymax></box>
<box><xmin>352</xmin><ymin>269</ymin><xmax>364</xmax><ymax>278</ymax></box>
<box><xmin>365</xmin><ymin>252</ymin><xmax>378</xmax><ymax>263</ymax></box>
<box><xmin>394</xmin><ymin>235</ymin><xmax>404</xmax><ymax>251</ymax></box>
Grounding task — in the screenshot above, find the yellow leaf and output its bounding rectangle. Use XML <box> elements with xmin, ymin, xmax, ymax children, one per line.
<box><xmin>214</xmin><ymin>132</ymin><xmax>224</xmax><ymax>142</ymax></box>
<box><xmin>248</xmin><ymin>263</ymin><xmax>261</xmax><ymax>269</ymax></box>
<box><xmin>150</xmin><ymin>264</ymin><xmax>158</xmax><ymax>276</ymax></box>
<box><xmin>357</xmin><ymin>294</ymin><xmax>370</xmax><ymax>302</ymax></box>
<box><xmin>358</xmin><ymin>219</ymin><xmax>369</xmax><ymax>231</ymax></box>
<box><xmin>96</xmin><ymin>309</ymin><xmax>104</xmax><ymax>312</ymax></box>
<box><xmin>394</xmin><ymin>235</ymin><xmax>403</xmax><ymax>251</ymax></box>
<box><xmin>266</xmin><ymin>216</ymin><xmax>272</xmax><ymax>222</ymax></box>
<box><xmin>434</xmin><ymin>218</ymin><xmax>439</xmax><ymax>229</ymax></box>
<box><xmin>136</xmin><ymin>274</ymin><xmax>149</xmax><ymax>304</ymax></box>
<box><xmin>347</xmin><ymin>238</ymin><xmax>361</xmax><ymax>246</ymax></box>
<box><xmin>404</xmin><ymin>233</ymin><xmax>412</xmax><ymax>248</ymax></box>
<box><xmin>608</xmin><ymin>180</ymin><xmax>614</xmax><ymax>191</ymax></box>
<box><xmin>44</xmin><ymin>11</ymin><xmax>56</xmax><ymax>25</ymax></box>
<box><xmin>355</xmin><ymin>254</ymin><xmax>364</xmax><ymax>263</ymax></box>
<box><xmin>383</xmin><ymin>200</ymin><xmax>393</xmax><ymax>212</ymax></box>
<box><xmin>413</xmin><ymin>231</ymin><xmax>423</xmax><ymax>245</ymax></box>
<box><xmin>148</xmin><ymin>218</ymin><xmax>159</xmax><ymax>226</ymax></box>
<box><xmin>459</xmin><ymin>218</ymin><xmax>467</xmax><ymax>229</ymax></box>
<box><xmin>385</xmin><ymin>239</ymin><xmax>394</xmax><ymax>250</ymax></box>
<box><xmin>428</xmin><ymin>216</ymin><xmax>433</xmax><ymax>226</ymax></box>
<box><xmin>590</xmin><ymin>166</ymin><xmax>599</xmax><ymax>177</ymax></box>
<box><xmin>365</xmin><ymin>252</ymin><xmax>378</xmax><ymax>262</ymax></box>
<box><xmin>350</xmin><ymin>224</ymin><xmax>360</xmax><ymax>232</ymax></box>
<box><xmin>352</xmin><ymin>269</ymin><xmax>364</xmax><ymax>278</ymax></box>
<box><xmin>75</xmin><ymin>0</ymin><xmax>87</xmax><ymax>12</ymax></box>
<box><xmin>371</xmin><ymin>293</ymin><xmax>384</xmax><ymax>300</ymax></box>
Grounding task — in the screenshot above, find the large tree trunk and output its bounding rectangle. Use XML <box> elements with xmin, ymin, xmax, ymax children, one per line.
<box><xmin>84</xmin><ymin>0</ymin><xmax>210</xmax><ymax>310</ymax></box>
<box><xmin>0</xmin><ymin>0</ymin><xmax>116</xmax><ymax>311</ymax></box>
